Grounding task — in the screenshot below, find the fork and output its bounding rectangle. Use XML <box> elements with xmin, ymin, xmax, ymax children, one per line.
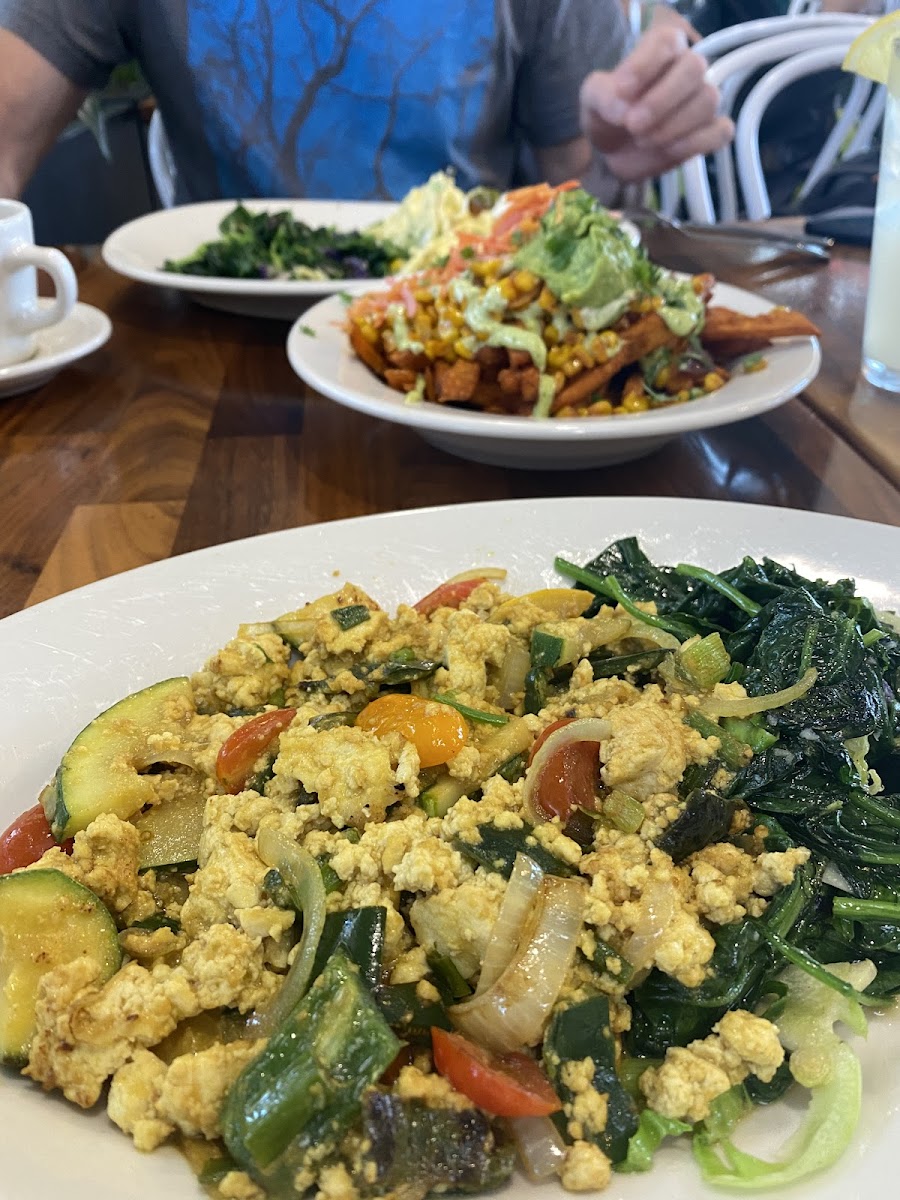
<box><xmin>621</xmin><ymin>207</ymin><xmax>833</xmax><ymax>264</ymax></box>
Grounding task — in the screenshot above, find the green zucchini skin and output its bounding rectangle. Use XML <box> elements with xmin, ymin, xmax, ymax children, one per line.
<box><xmin>221</xmin><ymin>951</ymin><xmax>400</xmax><ymax>1185</ymax></box>
<box><xmin>0</xmin><ymin>869</ymin><xmax>121</xmax><ymax>1066</ymax></box>
<box><xmin>544</xmin><ymin>993</ymin><xmax>639</xmax><ymax>1163</ymax></box>
<box><xmin>45</xmin><ymin>677</ymin><xmax>194</xmax><ymax>840</ymax></box>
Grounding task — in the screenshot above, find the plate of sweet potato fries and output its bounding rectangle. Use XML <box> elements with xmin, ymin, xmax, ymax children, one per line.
<box><xmin>287</xmin><ymin>183</ymin><xmax>821</xmax><ymax>469</ymax></box>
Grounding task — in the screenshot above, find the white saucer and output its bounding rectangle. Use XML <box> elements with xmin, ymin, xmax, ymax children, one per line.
<box><xmin>0</xmin><ymin>302</ymin><xmax>112</xmax><ymax>399</ymax></box>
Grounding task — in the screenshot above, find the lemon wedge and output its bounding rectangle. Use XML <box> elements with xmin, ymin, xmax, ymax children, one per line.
<box><xmin>842</xmin><ymin>11</ymin><xmax>900</xmax><ymax>84</ymax></box>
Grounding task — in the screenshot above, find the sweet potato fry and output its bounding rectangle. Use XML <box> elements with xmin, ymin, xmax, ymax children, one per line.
<box><xmin>388</xmin><ymin>349</ymin><xmax>427</xmax><ymax>370</ymax></box>
<box><xmin>350</xmin><ymin>324</ymin><xmax>387</xmax><ymax>377</ymax></box>
<box><xmin>475</xmin><ymin>346</ymin><xmax>507</xmax><ymax>368</ymax></box>
<box><xmin>435</xmin><ymin>359</ymin><xmax>481</xmax><ymax>402</ymax></box>
<box><xmin>384</xmin><ymin>368</ymin><xmax>418</xmax><ymax>392</ymax></box>
<box><xmin>702</xmin><ymin>306</ymin><xmax>820</xmax><ymax>344</ymax></box>
<box><xmin>552</xmin><ymin>314</ymin><xmax>681</xmax><ymax>412</ymax></box>
<box><xmin>507</xmin><ymin>349</ymin><xmax>534</xmax><ymax>369</ymax></box>
<box><xmin>498</xmin><ymin>365</ymin><xmax>540</xmax><ymax>405</ymax></box>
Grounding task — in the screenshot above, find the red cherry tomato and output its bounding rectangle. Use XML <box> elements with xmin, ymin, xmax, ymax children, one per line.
<box><xmin>0</xmin><ymin>803</ymin><xmax>69</xmax><ymax>874</ymax></box>
<box><xmin>527</xmin><ymin>718</ymin><xmax>599</xmax><ymax>824</ymax></box>
<box><xmin>413</xmin><ymin>577</ymin><xmax>487</xmax><ymax>617</ymax></box>
<box><xmin>356</xmin><ymin>694</ymin><xmax>468</xmax><ymax>768</ymax></box>
<box><xmin>216</xmin><ymin>708</ymin><xmax>296</xmax><ymax>793</ymax></box>
<box><xmin>431</xmin><ymin>1028</ymin><xmax>561</xmax><ymax>1117</ymax></box>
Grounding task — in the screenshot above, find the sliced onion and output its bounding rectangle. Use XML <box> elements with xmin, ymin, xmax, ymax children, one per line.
<box><xmin>477</xmin><ymin>852</ymin><xmax>543</xmax><ymax>995</ymax></box>
<box><xmin>822</xmin><ymin>862</ymin><xmax>853</xmax><ymax>893</ymax></box>
<box><xmin>249</xmin><ymin>827</ymin><xmax>325</xmax><ymax>1036</ymax></box>
<box><xmin>624</xmin><ymin>619</ymin><xmax>681</xmax><ymax>652</ymax></box>
<box><xmin>523</xmin><ymin>717</ymin><xmax>611</xmax><ymax>824</ymax></box>
<box><xmin>452</xmin><ymin>873</ymin><xmax>586</xmax><ymax>1053</ymax></box>
<box><xmin>508</xmin><ymin>1116</ymin><xmax>567</xmax><ymax>1181</ymax></box>
<box><xmin>701</xmin><ymin>668</ymin><xmax>818</xmax><ymax>718</ymax></box>
<box><xmin>446</xmin><ymin>568</ymin><xmax>508</xmax><ymax>584</ymax></box>
<box><xmin>495</xmin><ymin>642</ymin><xmax>531</xmax><ymax>710</ymax></box>
<box><xmin>621</xmin><ymin>878</ymin><xmax>676</xmax><ymax>973</ymax></box>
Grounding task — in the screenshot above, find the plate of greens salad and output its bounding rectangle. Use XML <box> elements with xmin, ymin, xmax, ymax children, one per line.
<box><xmin>0</xmin><ymin>497</ymin><xmax>898</xmax><ymax>1200</ymax></box>
<box><xmin>100</xmin><ymin>173</ymin><xmax>505</xmax><ymax>319</ymax></box>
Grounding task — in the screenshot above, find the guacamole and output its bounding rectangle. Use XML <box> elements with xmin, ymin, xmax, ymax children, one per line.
<box><xmin>512</xmin><ymin>190</ymin><xmax>703</xmax><ymax>338</ymax></box>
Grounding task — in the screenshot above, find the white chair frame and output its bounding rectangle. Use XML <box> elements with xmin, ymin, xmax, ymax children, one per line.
<box><xmin>735</xmin><ymin>42</ymin><xmax>881</xmax><ymax>218</ymax></box>
<box><xmin>679</xmin><ymin>16</ymin><xmax>872</xmax><ymax>221</ymax></box>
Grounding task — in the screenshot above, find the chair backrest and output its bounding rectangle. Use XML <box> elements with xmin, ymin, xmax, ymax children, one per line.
<box><xmin>734</xmin><ymin>42</ymin><xmax>882</xmax><ymax>218</ymax></box>
<box><xmin>676</xmin><ymin>16</ymin><xmax>872</xmax><ymax>221</ymax></box>
<box><xmin>147</xmin><ymin>109</ymin><xmax>177</xmax><ymax>209</ymax></box>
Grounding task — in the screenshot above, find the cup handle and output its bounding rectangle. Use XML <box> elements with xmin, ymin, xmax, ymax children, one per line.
<box><xmin>1</xmin><ymin>244</ymin><xmax>78</xmax><ymax>334</ymax></box>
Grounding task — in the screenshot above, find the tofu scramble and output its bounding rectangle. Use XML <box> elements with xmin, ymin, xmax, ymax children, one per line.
<box><xmin>2</xmin><ymin>539</ymin><xmax>898</xmax><ymax>1200</ymax></box>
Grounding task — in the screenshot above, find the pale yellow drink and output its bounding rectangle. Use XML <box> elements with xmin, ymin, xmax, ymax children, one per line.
<box><xmin>862</xmin><ymin>37</ymin><xmax>900</xmax><ymax>391</ymax></box>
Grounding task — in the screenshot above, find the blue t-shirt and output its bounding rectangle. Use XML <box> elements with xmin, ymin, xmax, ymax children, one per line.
<box><xmin>1</xmin><ymin>0</ymin><xmax>629</xmax><ymax>202</ymax></box>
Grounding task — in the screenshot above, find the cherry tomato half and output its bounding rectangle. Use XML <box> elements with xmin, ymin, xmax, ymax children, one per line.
<box><xmin>527</xmin><ymin>718</ymin><xmax>599</xmax><ymax>824</ymax></box>
<box><xmin>356</xmin><ymin>694</ymin><xmax>468</xmax><ymax>768</ymax></box>
<box><xmin>216</xmin><ymin>708</ymin><xmax>296</xmax><ymax>793</ymax></box>
<box><xmin>431</xmin><ymin>1028</ymin><xmax>561</xmax><ymax>1117</ymax></box>
<box><xmin>0</xmin><ymin>803</ymin><xmax>68</xmax><ymax>874</ymax></box>
<box><xmin>413</xmin><ymin>577</ymin><xmax>487</xmax><ymax>617</ymax></box>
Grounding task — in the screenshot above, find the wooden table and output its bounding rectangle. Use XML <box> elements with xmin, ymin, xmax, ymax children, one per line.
<box><xmin>1</xmin><ymin>238</ymin><xmax>897</xmax><ymax>618</ymax></box>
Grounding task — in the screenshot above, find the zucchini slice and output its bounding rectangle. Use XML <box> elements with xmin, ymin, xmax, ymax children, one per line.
<box><xmin>0</xmin><ymin>869</ymin><xmax>121</xmax><ymax>1065</ymax></box>
<box><xmin>43</xmin><ymin>677</ymin><xmax>195</xmax><ymax>840</ymax></box>
<box><xmin>132</xmin><ymin>791</ymin><xmax>206</xmax><ymax>870</ymax></box>
<box><xmin>419</xmin><ymin>716</ymin><xmax>534</xmax><ymax>817</ymax></box>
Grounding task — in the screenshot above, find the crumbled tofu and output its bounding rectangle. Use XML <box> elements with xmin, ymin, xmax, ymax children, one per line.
<box><xmin>275</xmin><ymin>725</ymin><xmax>400</xmax><ymax>828</ymax></box>
<box><xmin>108</xmin><ymin>1040</ymin><xmax>264</xmax><ymax>1149</ymax></box>
<box><xmin>410</xmin><ymin>874</ymin><xmax>505</xmax><ymax>979</ymax></box>
<box><xmin>640</xmin><ymin>1010</ymin><xmax>784</xmax><ymax>1122</ymax></box>
<box><xmin>560</xmin><ymin>1140</ymin><xmax>612</xmax><ymax>1192</ymax></box>
<box><xmin>29</xmin><ymin>812</ymin><xmax>150</xmax><ymax>915</ymax></box>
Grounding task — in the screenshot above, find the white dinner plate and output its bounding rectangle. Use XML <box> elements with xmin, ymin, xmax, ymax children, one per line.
<box><xmin>101</xmin><ymin>199</ymin><xmax>399</xmax><ymax>319</ymax></box>
<box><xmin>286</xmin><ymin>284</ymin><xmax>821</xmax><ymax>469</ymax></box>
<box><xmin>2</xmin><ymin>498</ymin><xmax>898</xmax><ymax>1200</ymax></box>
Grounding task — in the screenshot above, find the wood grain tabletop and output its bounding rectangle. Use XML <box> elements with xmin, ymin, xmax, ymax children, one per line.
<box><xmin>1</xmin><ymin>235</ymin><xmax>897</xmax><ymax>619</ymax></box>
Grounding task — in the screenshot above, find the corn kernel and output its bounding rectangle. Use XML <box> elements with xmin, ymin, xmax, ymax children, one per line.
<box><xmin>498</xmin><ymin>277</ymin><xmax>517</xmax><ymax>303</ymax></box>
<box><xmin>587</xmin><ymin>399</ymin><xmax>613</xmax><ymax>416</ymax></box>
<box><xmin>555</xmin><ymin>405</ymin><xmax>579</xmax><ymax>418</ymax></box>
<box><xmin>358</xmin><ymin>321</ymin><xmax>379</xmax><ymax>345</ymax></box>
<box><xmin>424</xmin><ymin>338</ymin><xmax>443</xmax><ymax>359</ymax></box>
<box><xmin>543</xmin><ymin>325</ymin><xmax>559</xmax><ymax>346</ymax></box>
<box><xmin>676</xmin><ymin>389</ymin><xmax>691</xmax><ymax>403</ymax></box>
<box><xmin>703</xmin><ymin>372</ymin><xmax>725</xmax><ymax>392</ymax></box>
<box><xmin>538</xmin><ymin>286</ymin><xmax>555</xmax><ymax>311</ymax></box>
<box><xmin>622</xmin><ymin>393</ymin><xmax>650</xmax><ymax>412</ymax></box>
<box><xmin>562</xmin><ymin>358</ymin><xmax>583</xmax><ymax>378</ymax></box>
<box><xmin>512</xmin><ymin>269</ymin><xmax>538</xmax><ymax>293</ymax></box>
<box><xmin>600</xmin><ymin>330</ymin><xmax>619</xmax><ymax>349</ymax></box>
<box><xmin>453</xmin><ymin>338</ymin><xmax>474</xmax><ymax>361</ymax></box>
<box><xmin>413</xmin><ymin>310</ymin><xmax>433</xmax><ymax>337</ymax></box>
<box><xmin>414</xmin><ymin>288</ymin><xmax>433</xmax><ymax>304</ymax></box>
<box><xmin>547</xmin><ymin>345</ymin><xmax>568</xmax><ymax>370</ymax></box>
<box><xmin>571</xmin><ymin>309</ymin><xmax>585</xmax><ymax>330</ymax></box>
<box><xmin>553</xmin><ymin>370</ymin><xmax>566</xmax><ymax>392</ymax></box>
<box><xmin>578</xmin><ymin>344</ymin><xmax>595</xmax><ymax>370</ymax></box>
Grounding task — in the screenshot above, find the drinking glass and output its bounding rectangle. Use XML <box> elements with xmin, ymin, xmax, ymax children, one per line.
<box><xmin>862</xmin><ymin>37</ymin><xmax>900</xmax><ymax>392</ymax></box>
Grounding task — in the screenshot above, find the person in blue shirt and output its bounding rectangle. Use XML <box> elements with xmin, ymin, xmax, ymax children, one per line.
<box><xmin>0</xmin><ymin>0</ymin><xmax>731</xmax><ymax>205</ymax></box>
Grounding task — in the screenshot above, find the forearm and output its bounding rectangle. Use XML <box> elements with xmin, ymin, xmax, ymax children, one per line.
<box><xmin>0</xmin><ymin>28</ymin><xmax>86</xmax><ymax>196</ymax></box>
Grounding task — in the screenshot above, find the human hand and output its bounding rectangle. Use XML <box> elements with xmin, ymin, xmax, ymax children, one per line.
<box><xmin>649</xmin><ymin>3</ymin><xmax>701</xmax><ymax>45</ymax></box>
<box><xmin>579</xmin><ymin>23</ymin><xmax>733</xmax><ymax>182</ymax></box>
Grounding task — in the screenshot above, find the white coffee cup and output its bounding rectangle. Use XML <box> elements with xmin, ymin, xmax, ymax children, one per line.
<box><xmin>0</xmin><ymin>199</ymin><xmax>78</xmax><ymax>369</ymax></box>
